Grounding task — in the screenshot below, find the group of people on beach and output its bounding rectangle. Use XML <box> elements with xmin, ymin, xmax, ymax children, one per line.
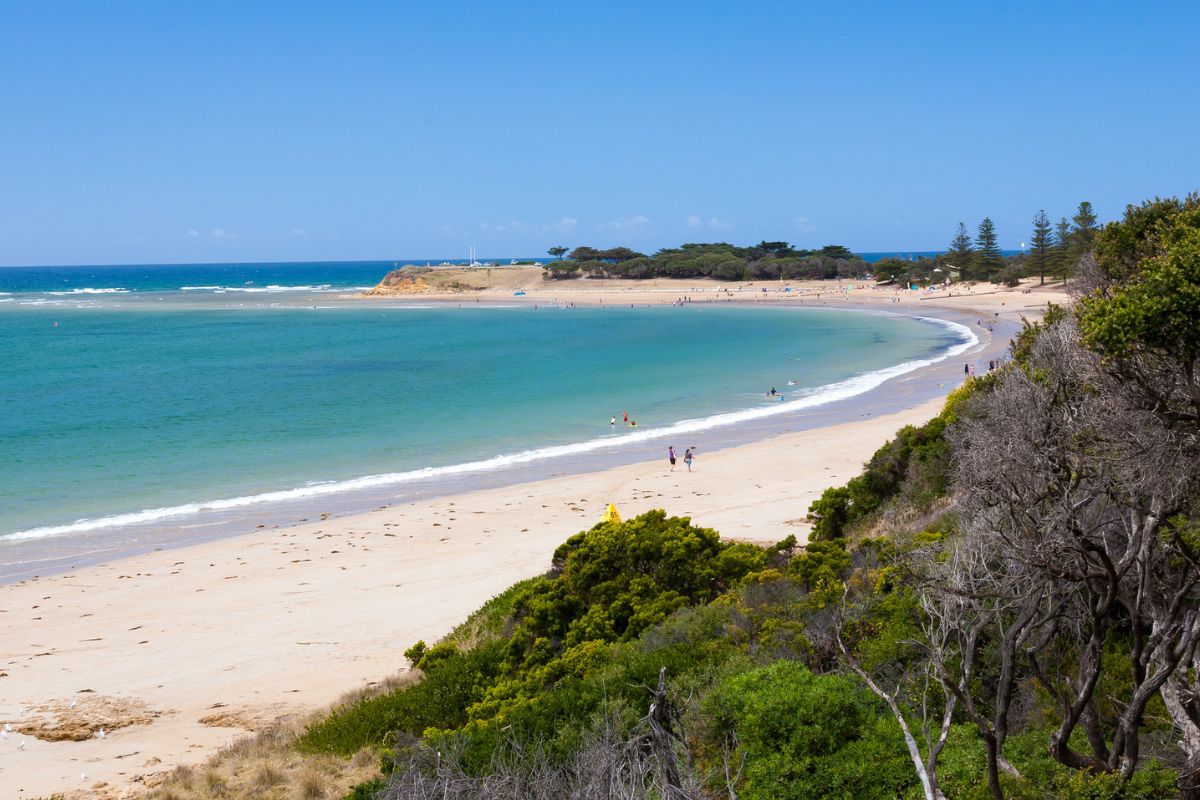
<box><xmin>667</xmin><ymin>445</ymin><xmax>694</xmax><ymax>472</ymax></box>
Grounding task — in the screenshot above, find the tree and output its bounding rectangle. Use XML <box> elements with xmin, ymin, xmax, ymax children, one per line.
<box><xmin>1053</xmin><ymin>217</ymin><xmax>1072</xmax><ymax>278</ymax></box>
<box><xmin>835</xmin><ymin>586</ymin><xmax>957</xmax><ymax>800</ymax></box>
<box><xmin>946</xmin><ymin>222</ymin><xmax>974</xmax><ymax>278</ymax></box>
<box><xmin>1028</xmin><ymin>210</ymin><xmax>1053</xmax><ymax>285</ymax></box>
<box><xmin>547</xmin><ymin>246</ymin><xmax>568</xmax><ymax>261</ymax></box>
<box><xmin>568</xmin><ymin>246</ymin><xmax>603</xmax><ymax>262</ymax></box>
<box><xmin>946</xmin><ymin>307</ymin><xmax>1200</xmax><ymax>790</ymax></box>
<box><xmin>1069</xmin><ymin>201</ymin><xmax>1100</xmax><ymax>271</ymax></box>
<box><xmin>819</xmin><ymin>244</ymin><xmax>854</xmax><ymax>260</ymax></box>
<box><xmin>756</xmin><ymin>241</ymin><xmax>794</xmax><ymax>256</ymax></box>
<box><xmin>974</xmin><ymin>218</ymin><xmax>1002</xmax><ymax>281</ymax></box>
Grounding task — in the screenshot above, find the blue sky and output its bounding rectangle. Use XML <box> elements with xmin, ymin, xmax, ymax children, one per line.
<box><xmin>1</xmin><ymin>1</ymin><xmax>1197</xmax><ymax>266</ymax></box>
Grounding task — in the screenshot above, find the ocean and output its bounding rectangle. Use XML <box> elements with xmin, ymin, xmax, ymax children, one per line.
<box><xmin>0</xmin><ymin>262</ymin><xmax>975</xmax><ymax>579</ymax></box>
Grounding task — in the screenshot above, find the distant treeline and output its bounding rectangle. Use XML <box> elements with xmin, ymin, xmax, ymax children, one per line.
<box><xmin>545</xmin><ymin>201</ymin><xmax>1102</xmax><ymax>286</ymax></box>
<box><xmin>542</xmin><ymin>242</ymin><xmax>870</xmax><ymax>281</ymax></box>
<box><xmin>874</xmin><ymin>201</ymin><xmax>1102</xmax><ymax>287</ymax></box>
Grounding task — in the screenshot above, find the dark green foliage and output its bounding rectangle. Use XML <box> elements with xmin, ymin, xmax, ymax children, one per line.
<box><xmin>704</xmin><ymin>661</ymin><xmax>916</xmax><ymax>799</ymax></box>
<box><xmin>343</xmin><ymin>777</ymin><xmax>386</xmax><ymax>800</ymax></box>
<box><xmin>1055</xmin><ymin>216</ymin><xmax>1074</xmax><ymax>277</ymax></box>
<box><xmin>1071</xmin><ymin>200</ymin><xmax>1100</xmax><ymax>265</ymax></box>
<box><xmin>871</xmin><ymin>256</ymin><xmax>944</xmax><ymax>287</ymax></box>
<box><xmin>299</xmin><ymin>640</ymin><xmax>506</xmax><ymax>756</ymax></box>
<box><xmin>808</xmin><ymin>485</ymin><xmax>853</xmax><ymax>541</ymax></box>
<box><xmin>1029</xmin><ymin>209</ymin><xmax>1053</xmax><ymax>285</ymax></box>
<box><xmin>536</xmin><ymin>240</ymin><xmax>869</xmax><ymax>282</ymax></box>
<box><xmin>948</xmin><ymin>221</ymin><xmax>975</xmax><ymax>270</ymax></box>
<box><xmin>542</xmin><ymin>259</ymin><xmax>580</xmax><ymax>279</ymax></box>
<box><xmin>974</xmin><ymin>217</ymin><xmax>1003</xmax><ymax>280</ymax></box>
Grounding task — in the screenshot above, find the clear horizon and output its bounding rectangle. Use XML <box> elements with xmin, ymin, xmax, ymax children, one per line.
<box><xmin>2</xmin><ymin>2</ymin><xmax>1197</xmax><ymax>267</ymax></box>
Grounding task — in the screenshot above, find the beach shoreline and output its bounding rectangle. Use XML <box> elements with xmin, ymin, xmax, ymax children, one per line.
<box><xmin>2</xmin><ymin>296</ymin><xmax>994</xmax><ymax>586</ymax></box>
<box><xmin>0</xmin><ymin>286</ymin><xmax>1064</xmax><ymax>798</ymax></box>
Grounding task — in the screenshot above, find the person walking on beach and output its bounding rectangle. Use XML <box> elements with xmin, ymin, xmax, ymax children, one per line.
<box><xmin>668</xmin><ymin>446</ymin><xmax>677</xmax><ymax>471</ymax></box>
<box><xmin>684</xmin><ymin>448</ymin><xmax>694</xmax><ymax>472</ymax></box>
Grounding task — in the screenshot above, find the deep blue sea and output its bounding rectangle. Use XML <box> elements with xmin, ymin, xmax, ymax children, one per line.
<box><xmin>0</xmin><ymin>262</ymin><xmax>975</xmax><ymax>577</ymax></box>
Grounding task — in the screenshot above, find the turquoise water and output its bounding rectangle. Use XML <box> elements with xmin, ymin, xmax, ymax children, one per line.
<box><xmin>0</xmin><ymin>302</ymin><xmax>966</xmax><ymax>543</ymax></box>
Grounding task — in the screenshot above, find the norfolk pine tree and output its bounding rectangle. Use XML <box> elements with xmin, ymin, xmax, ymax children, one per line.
<box><xmin>1069</xmin><ymin>201</ymin><xmax>1100</xmax><ymax>270</ymax></box>
<box><xmin>1054</xmin><ymin>217</ymin><xmax>1072</xmax><ymax>279</ymax></box>
<box><xmin>947</xmin><ymin>222</ymin><xmax>974</xmax><ymax>279</ymax></box>
<box><xmin>974</xmin><ymin>217</ymin><xmax>1003</xmax><ymax>281</ymax></box>
<box><xmin>1029</xmin><ymin>210</ymin><xmax>1053</xmax><ymax>285</ymax></box>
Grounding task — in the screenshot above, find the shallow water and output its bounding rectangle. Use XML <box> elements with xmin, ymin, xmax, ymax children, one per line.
<box><xmin>0</xmin><ymin>301</ymin><xmax>969</xmax><ymax>546</ymax></box>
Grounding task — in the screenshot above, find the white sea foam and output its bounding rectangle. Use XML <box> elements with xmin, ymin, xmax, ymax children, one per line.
<box><xmin>179</xmin><ymin>284</ymin><xmax>337</xmax><ymax>293</ymax></box>
<box><xmin>4</xmin><ymin>317</ymin><xmax>977</xmax><ymax>543</ymax></box>
<box><xmin>46</xmin><ymin>288</ymin><xmax>130</xmax><ymax>295</ymax></box>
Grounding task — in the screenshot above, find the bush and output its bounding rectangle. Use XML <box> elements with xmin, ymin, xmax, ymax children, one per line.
<box><xmin>543</xmin><ymin>260</ymin><xmax>580</xmax><ymax>279</ymax></box>
<box><xmin>299</xmin><ymin>640</ymin><xmax>506</xmax><ymax>756</ymax></box>
<box><xmin>703</xmin><ymin>661</ymin><xmax>914</xmax><ymax>799</ymax></box>
<box><xmin>505</xmin><ymin>511</ymin><xmax>764</xmax><ymax>669</ymax></box>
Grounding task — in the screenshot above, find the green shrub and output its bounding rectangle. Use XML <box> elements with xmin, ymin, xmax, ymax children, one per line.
<box><xmin>505</xmin><ymin>511</ymin><xmax>764</xmax><ymax>670</ymax></box>
<box><xmin>343</xmin><ymin>776</ymin><xmax>385</xmax><ymax>800</ymax></box>
<box><xmin>299</xmin><ymin>640</ymin><xmax>505</xmax><ymax>756</ymax></box>
<box><xmin>703</xmin><ymin>661</ymin><xmax>915</xmax><ymax>799</ymax></box>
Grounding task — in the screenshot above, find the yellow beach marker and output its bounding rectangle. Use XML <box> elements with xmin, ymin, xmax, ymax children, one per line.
<box><xmin>602</xmin><ymin>503</ymin><xmax>621</xmax><ymax>524</ymax></box>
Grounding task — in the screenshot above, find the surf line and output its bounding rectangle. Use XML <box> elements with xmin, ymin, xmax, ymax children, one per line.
<box><xmin>5</xmin><ymin>319</ymin><xmax>977</xmax><ymax>543</ymax></box>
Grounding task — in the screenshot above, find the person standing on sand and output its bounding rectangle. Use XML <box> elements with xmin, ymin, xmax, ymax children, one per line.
<box><xmin>684</xmin><ymin>448</ymin><xmax>694</xmax><ymax>471</ymax></box>
<box><xmin>668</xmin><ymin>446</ymin><xmax>677</xmax><ymax>471</ymax></box>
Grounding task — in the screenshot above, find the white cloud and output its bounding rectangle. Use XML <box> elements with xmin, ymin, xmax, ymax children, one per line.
<box><xmin>211</xmin><ymin>228</ymin><xmax>235</xmax><ymax>239</ymax></box>
<box><xmin>685</xmin><ymin>215</ymin><xmax>731</xmax><ymax>230</ymax></box>
<box><xmin>478</xmin><ymin>217</ymin><xmax>578</xmax><ymax>234</ymax></box>
<box><xmin>794</xmin><ymin>216</ymin><xmax>816</xmax><ymax>234</ymax></box>
<box><xmin>187</xmin><ymin>229</ymin><xmax>200</xmax><ymax>237</ymax></box>
<box><xmin>479</xmin><ymin>220</ymin><xmax>528</xmax><ymax>233</ymax></box>
<box><xmin>600</xmin><ymin>215</ymin><xmax>651</xmax><ymax>231</ymax></box>
<box><xmin>290</xmin><ymin>228</ymin><xmax>310</xmax><ymax>238</ymax></box>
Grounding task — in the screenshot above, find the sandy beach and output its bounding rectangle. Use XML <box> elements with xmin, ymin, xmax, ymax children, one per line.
<box><xmin>356</xmin><ymin>268</ymin><xmax>1069</xmax><ymax>319</ymax></box>
<box><xmin>0</xmin><ymin>284</ymin><xmax>1067</xmax><ymax>798</ymax></box>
